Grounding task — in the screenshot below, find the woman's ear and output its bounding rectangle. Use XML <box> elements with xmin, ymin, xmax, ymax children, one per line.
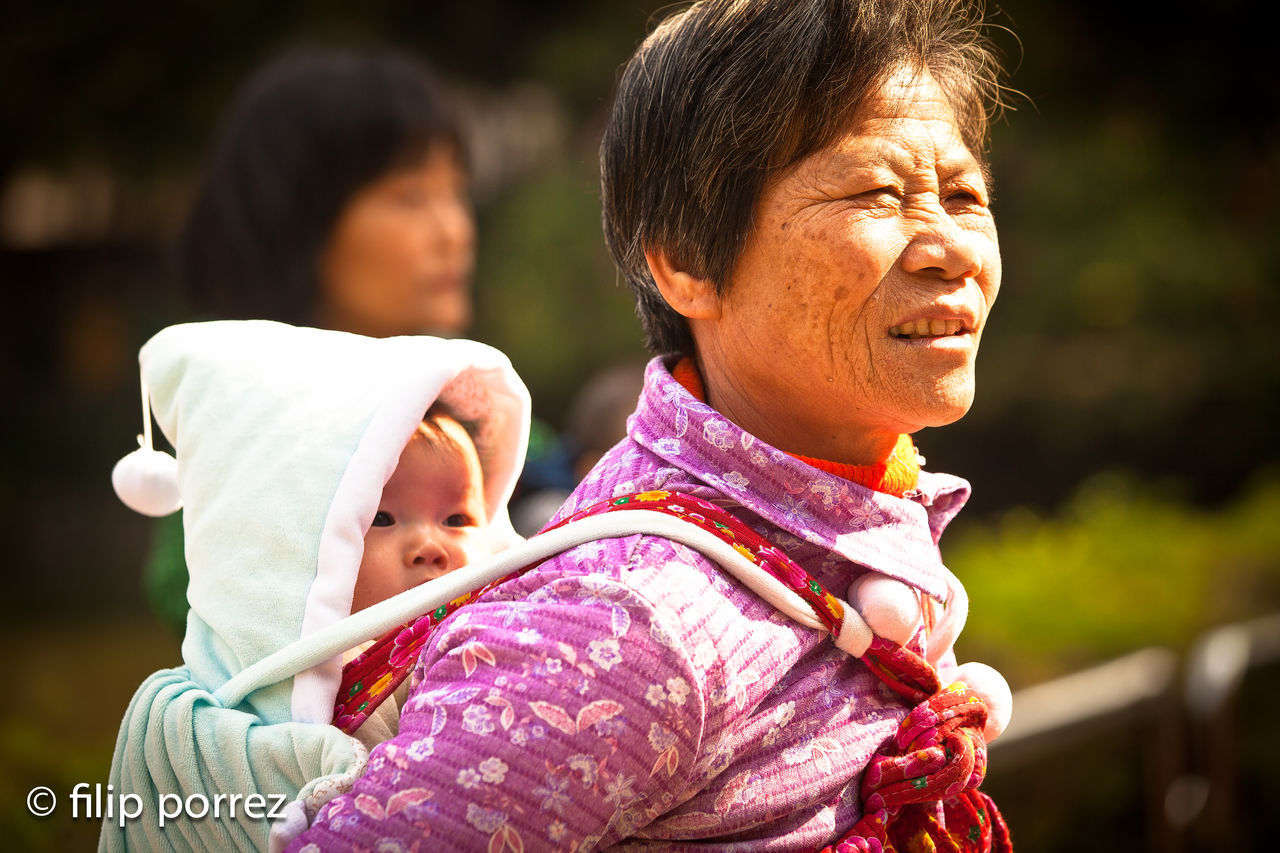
<box><xmin>644</xmin><ymin>249</ymin><xmax>721</xmax><ymax>320</ymax></box>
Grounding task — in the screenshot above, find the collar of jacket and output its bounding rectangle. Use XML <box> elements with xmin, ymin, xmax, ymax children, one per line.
<box><xmin>629</xmin><ymin>358</ymin><xmax>971</xmax><ymax>603</ymax></box>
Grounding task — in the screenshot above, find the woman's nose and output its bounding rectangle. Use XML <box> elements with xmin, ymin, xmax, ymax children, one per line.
<box><xmin>901</xmin><ymin>213</ymin><xmax>984</xmax><ymax>283</ymax></box>
<box><xmin>428</xmin><ymin>197</ymin><xmax>474</xmax><ymax>255</ymax></box>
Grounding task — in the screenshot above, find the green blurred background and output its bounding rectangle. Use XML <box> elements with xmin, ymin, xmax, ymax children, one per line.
<box><xmin>2</xmin><ymin>0</ymin><xmax>1277</xmax><ymax>849</ymax></box>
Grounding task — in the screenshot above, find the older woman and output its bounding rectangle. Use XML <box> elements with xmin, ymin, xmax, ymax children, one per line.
<box><xmin>291</xmin><ymin>0</ymin><xmax>1011</xmax><ymax>850</ymax></box>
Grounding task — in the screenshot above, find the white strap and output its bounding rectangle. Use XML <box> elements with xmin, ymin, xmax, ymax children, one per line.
<box><xmin>213</xmin><ymin>509</ymin><xmax>870</xmax><ymax>708</ymax></box>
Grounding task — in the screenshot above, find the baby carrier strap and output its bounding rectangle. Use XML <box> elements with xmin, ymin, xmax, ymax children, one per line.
<box><xmin>337</xmin><ymin>490</ymin><xmax>1011</xmax><ymax>852</ymax></box>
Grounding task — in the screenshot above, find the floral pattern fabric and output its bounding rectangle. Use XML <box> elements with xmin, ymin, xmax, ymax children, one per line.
<box><xmin>291</xmin><ymin>357</ymin><xmax>978</xmax><ymax>851</ymax></box>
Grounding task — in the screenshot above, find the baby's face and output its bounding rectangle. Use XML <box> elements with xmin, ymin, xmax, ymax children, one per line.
<box><xmin>351</xmin><ymin>418</ymin><xmax>491</xmax><ymax>614</ymax></box>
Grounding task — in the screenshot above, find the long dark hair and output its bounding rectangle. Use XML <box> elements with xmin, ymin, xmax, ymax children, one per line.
<box><xmin>178</xmin><ymin>47</ymin><xmax>463</xmax><ymax>325</ymax></box>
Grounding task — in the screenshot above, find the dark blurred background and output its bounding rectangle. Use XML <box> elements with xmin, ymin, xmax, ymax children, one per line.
<box><xmin>2</xmin><ymin>1</ymin><xmax>1277</xmax><ymax>849</ymax></box>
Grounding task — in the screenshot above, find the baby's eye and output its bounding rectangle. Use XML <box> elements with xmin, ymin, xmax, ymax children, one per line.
<box><xmin>371</xmin><ymin>510</ymin><xmax>395</xmax><ymax>528</ymax></box>
<box><xmin>444</xmin><ymin>513</ymin><xmax>475</xmax><ymax>528</ymax></box>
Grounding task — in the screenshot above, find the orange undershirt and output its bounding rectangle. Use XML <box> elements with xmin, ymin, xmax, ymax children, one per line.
<box><xmin>671</xmin><ymin>358</ymin><xmax>920</xmax><ymax>497</ymax></box>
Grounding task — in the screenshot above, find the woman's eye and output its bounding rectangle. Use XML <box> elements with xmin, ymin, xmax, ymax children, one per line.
<box><xmin>849</xmin><ymin>186</ymin><xmax>901</xmax><ymax>207</ymax></box>
<box><xmin>945</xmin><ymin>189</ymin><xmax>984</xmax><ymax>207</ymax></box>
<box><xmin>371</xmin><ymin>510</ymin><xmax>395</xmax><ymax>528</ymax></box>
<box><xmin>393</xmin><ymin>188</ymin><xmax>427</xmax><ymax>207</ymax></box>
<box><xmin>444</xmin><ymin>513</ymin><xmax>474</xmax><ymax>528</ymax></box>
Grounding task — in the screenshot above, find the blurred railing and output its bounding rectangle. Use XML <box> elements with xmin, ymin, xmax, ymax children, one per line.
<box><xmin>983</xmin><ymin>612</ymin><xmax>1280</xmax><ymax>853</ymax></box>
<box><xmin>1176</xmin><ymin>613</ymin><xmax>1280</xmax><ymax>852</ymax></box>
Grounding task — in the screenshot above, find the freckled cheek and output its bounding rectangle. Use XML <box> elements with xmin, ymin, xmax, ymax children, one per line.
<box><xmin>769</xmin><ymin>242</ymin><xmax>812</xmax><ymax>290</ymax></box>
<box><xmin>836</xmin><ymin>278</ymin><xmax>886</xmax><ymax>338</ymax></box>
<box><xmin>983</xmin><ymin>259</ymin><xmax>1002</xmax><ymax>309</ymax></box>
<box><xmin>975</xmin><ymin>226</ymin><xmax>1002</xmax><ymax>302</ymax></box>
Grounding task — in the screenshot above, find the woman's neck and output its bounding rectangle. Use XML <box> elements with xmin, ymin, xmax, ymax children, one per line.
<box><xmin>670</xmin><ymin>358</ymin><xmax>919</xmax><ymax>496</ymax></box>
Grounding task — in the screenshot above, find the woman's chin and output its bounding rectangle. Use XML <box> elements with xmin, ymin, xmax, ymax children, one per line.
<box><xmin>410</xmin><ymin>297</ymin><xmax>471</xmax><ymax>337</ymax></box>
<box><xmin>901</xmin><ymin>383</ymin><xmax>976</xmax><ymax>431</ymax></box>
<box><xmin>920</xmin><ymin>404</ymin><xmax>972</xmax><ymax>430</ymax></box>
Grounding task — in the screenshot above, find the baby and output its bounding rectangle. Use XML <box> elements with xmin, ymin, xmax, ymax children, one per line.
<box><xmin>103</xmin><ymin>320</ymin><xmax>530</xmax><ymax>853</ymax></box>
<box><xmin>351</xmin><ymin>408</ymin><xmax>492</xmax><ymax>614</ymax></box>
<box><xmin>333</xmin><ymin>406</ymin><xmax>500</xmax><ymax>752</ymax></box>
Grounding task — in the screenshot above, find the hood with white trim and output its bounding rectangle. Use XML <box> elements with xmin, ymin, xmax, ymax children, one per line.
<box><xmin>133</xmin><ymin>320</ymin><xmax>530</xmax><ymax>725</ymax></box>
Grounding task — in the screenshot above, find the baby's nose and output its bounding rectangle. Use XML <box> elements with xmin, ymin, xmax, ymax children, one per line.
<box><xmin>411</xmin><ymin>534</ymin><xmax>449</xmax><ymax>573</ymax></box>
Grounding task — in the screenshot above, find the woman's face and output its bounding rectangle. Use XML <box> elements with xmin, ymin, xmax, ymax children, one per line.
<box><xmin>319</xmin><ymin>144</ymin><xmax>474</xmax><ymax>338</ymax></box>
<box><xmin>688</xmin><ymin>67</ymin><xmax>1001</xmax><ymax>464</ymax></box>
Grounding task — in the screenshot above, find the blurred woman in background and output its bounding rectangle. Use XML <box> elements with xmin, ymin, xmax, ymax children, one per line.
<box><xmin>179</xmin><ymin>47</ymin><xmax>474</xmax><ymax>336</ymax></box>
<box><xmin>147</xmin><ymin>47</ymin><xmax>476</xmax><ymax>632</ymax></box>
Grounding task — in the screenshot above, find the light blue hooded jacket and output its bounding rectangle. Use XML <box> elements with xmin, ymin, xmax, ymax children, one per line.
<box><xmin>100</xmin><ymin>321</ymin><xmax>529</xmax><ymax>852</ymax></box>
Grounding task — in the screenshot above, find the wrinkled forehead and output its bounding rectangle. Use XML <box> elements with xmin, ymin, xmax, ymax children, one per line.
<box><xmin>774</xmin><ymin>63</ymin><xmax>984</xmax><ymax>180</ymax></box>
<box><xmin>777</xmin><ymin>67</ymin><xmax>987</xmax><ymax>189</ymax></box>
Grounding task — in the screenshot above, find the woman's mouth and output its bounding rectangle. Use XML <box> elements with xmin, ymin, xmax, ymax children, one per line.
<box><xmin>888</xmin><ymin>318</ymin><xmax>969</xmax><ymax>340</ymax></box>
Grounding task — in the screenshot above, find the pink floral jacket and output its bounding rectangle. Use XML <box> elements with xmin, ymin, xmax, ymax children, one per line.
<box><xmin>290</xmin><ymin>358</ymin><xmax>973</xmax><ymax>851</ymax></box>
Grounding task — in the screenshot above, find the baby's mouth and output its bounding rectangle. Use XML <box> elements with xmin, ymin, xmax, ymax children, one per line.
<box><xmin>888</xmin><ymin>319</ymin><xmax>968</xmax><ymax>339</ymax></box>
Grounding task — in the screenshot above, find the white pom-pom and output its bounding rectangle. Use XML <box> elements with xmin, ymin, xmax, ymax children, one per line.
<box><xmin>112</xmin><ymin>446</ymin><xmax>182</xmax><ymax>516</ymax></box>
<box><xmin>849</xmin><ymin>572</ymin><xmax>923</xmax><ymax>646</ymax></box>
<box><xmin>953</xmin><ymin>661</ymin><xmax>1013</xmax><ymax>743</ymax></box>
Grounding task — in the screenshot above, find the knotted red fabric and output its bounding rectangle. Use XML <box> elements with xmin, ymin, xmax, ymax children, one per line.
<box><xmin>335</xmin><ymin>491</ymin><xmax>1011</xmax><ymax>850</ymax></box>
<box><xmin>823</xmin><ymin>639</ymin><xmax>1012</xmax><ymax>852</ymax></box>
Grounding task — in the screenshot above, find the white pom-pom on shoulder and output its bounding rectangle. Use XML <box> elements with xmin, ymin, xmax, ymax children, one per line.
<box><xmin>952</xmin><ymin>660</ymin><xmax>1013</xmax><ymax>743</ymax></box>
<box><xmin>112</xmin><ymin>443</ymin><xmax>182</xmax><ymax>517</ymax></box>
<box><xmin>848</xmin><ymin>572</ymin><xmax>923</xmax><ymax>646</ymax></box>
